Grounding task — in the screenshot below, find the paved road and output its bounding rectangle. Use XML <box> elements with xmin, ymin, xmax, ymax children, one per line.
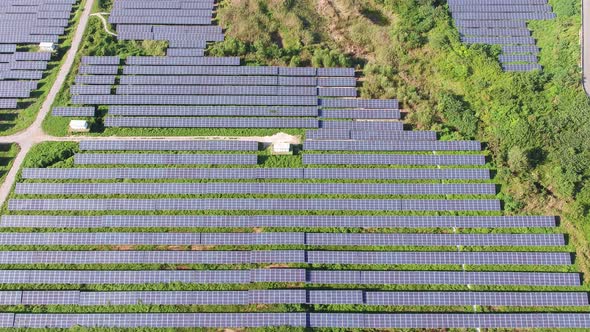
<box><xmin>584</xmin><ymin>0</ymin><xmax>590</xmax><ymax>95</ymax></box>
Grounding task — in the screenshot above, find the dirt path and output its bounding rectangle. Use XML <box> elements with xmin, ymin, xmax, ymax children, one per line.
<box><xmin>90</xmin><ymin>13</ymin><xmax>117</xmax><ymax>36</ymax></box>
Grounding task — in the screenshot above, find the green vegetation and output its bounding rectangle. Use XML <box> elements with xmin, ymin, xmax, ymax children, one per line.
<box><xmin>0</xmin><ymin>144</ymin><xmax>19</xmax><ymax>186</ymax></box>
<box><xmin>0</xmin><ymin>0</ymin><xmax>85</xmax><ymax>136</ymax></box>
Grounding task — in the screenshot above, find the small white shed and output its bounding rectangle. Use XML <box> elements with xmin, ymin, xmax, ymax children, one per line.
<box><xmin>69</xmin><ymin>120</ymin><xmax>89</xmax><ymax>132</ymax></box>
<box><xmin>272</xmin><ymin>142</ymin><xmax>291</xmax><ymax>154</ymax></box>
<box><xmin>39</xmin><ymin>42</ymin><xmax>56</xmax><ymax>52</ymax></box>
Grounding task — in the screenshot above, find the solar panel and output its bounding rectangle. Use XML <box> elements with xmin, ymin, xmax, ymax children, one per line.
<box><xmin>0</xmin><ymin>215</ymin><xmax>557</xmax><ymax>229</ymax></box>
<box><xmin>75</xmin><ymin>75</ymin><xmax>116</xmax><ymax>85</ymax></box>
<box><xmin>52</xmin><ymin>107</ymin><xmax>95</xmax><ymax>117</ymax></box>
<box><xmin>307</xmin><ymin>270</ymin><xmax>581</xmax><ymax>286</ymax></box>
<box><xmin>308</xmin><ymin>313</ymin><xmax>590</xmax><ymax>329</ymax></box>
<box><xmin>303</xmin><ymin>140</ymin><xmax>481</xmax><ymax>151</ymax></box>
<box><xmin>104</xmin><ymin>117</ymin><xmax>319</xmax><ymax>128</ymax></box>
<box><xmin>118</xmin><ymin>75</ymin><xmax>279</xmax><ymax>85</ymax></box>
<box><xmin>7</xmin><ymin>198</ymin><xmax>501</xmax><ymax>211</ymax></box>
<box><xmin>125</xmin><ymin>56</ymin><xmax>239</xmax><ymax>66</ymax></box>
<box><xmin>17</xmin><ymin>182</ymin><xmax>496</xmax><ymax>195</ymax></box>
<box><xmin>302</xmin><ymin>153</ymin><xmax>485</xmax><ymax>165</ymax></box>
<box><xmin>503</xmin><ymin>63</ymin><xmax>542</xmax><ymax>71</ymax></box>
<box><xmin>21</xmin><ymin>168</ymin><xmax>304</xmax><ymax>180</ymax></box>
<box><xmin>307</xmin><ymin>251</ymin><xmax>570</xmax><ymax>265</ymax></box>
<box><xmin>499</xmin><ymin>54</ymin><xmax>538</xmax><ymax>63</ymax></box>
<box><xmin>108</xmin><ymin>106</ymin><xmax>319</xmax><ymax>117</ymax></box>
<box><xmin>167</xmin><ymin>48</ymin><xmax>205</xmax><ymax>57</ymax></box>
<box><xmin>78</xmin><ymin>65</ymin><xmax>119</xmax><ymax>75</ymax></box>
<box><xmin>0</xmin><ymin>269</ymin><xmax>300</xmax><ymax>285</ymax></box>
<box><xmin>364</xmin><ymin>291</ymin><xmax>588</xmax><ymax>306</ymax></box>
<box><xmin>79</xmin><ymin>140</ymin><xmax>258</xmax><ymax>151</ymax></box>
<box><xmin>320</xmin><ymin>121</ymin><xmax>403</xmax><ymax>130</ymax></box>
<box><xmin>115</xmin><ymin>85</ymin><xmax>317</xmax><ymax>96</ymax></box>
<box><xmin>72</xmin><ymin>154</ymin><xmax>258</xmax><ymax>165</ymax></box>
<box><xmin>81</xmin><ymin>56</ymin><xmax>120</xmax><ymax>65</ymax></box>
<box><xmin>320</xmin><ymin>98</ymin><xmax>398</xmax><ymax>109</ymax></box>
<box><xmin>320</xmin><ymin>109</ymin><xmax>400</xmax><ymax>119</ymax></box>
<box><xmin>73</xmin><ymin>95</ymin><xmax>319</xmax><ymax>106</ymax></box>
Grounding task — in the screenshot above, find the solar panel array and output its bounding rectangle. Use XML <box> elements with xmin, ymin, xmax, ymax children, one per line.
<box><xmin>448</xmin><ymin>0</ymin><xmax>555</xmax><ymax>71</ymax></box>
<box><xmin>0</xmin><ymin>0</ymin><xmax>76</xmax><ymax>110</ymax></box>
<box><xmin>2</xmin><ymin>136</ymin><xmax>585</xmax><ymax>327</ymax></box>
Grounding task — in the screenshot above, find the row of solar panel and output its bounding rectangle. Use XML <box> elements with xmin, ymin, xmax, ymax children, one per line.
<box><xmin>303</xmin><ymin>140</ymin><xmax>481</xmax><ymax>151</ymax></box>
<box><xmin>21</xmin><ymin>167</ymin><xmax>491</xmax><ymax>180</ymax></box>
<box><xmin>71</xmin><ymin>154</ymin><xmax>259</xmax><ymax>165</ymax></box>
<box><xmin>302</xmin><ymin>153</ymin><xmax>484</xmax><ymax>165</ymax></box>
<box><xmin>103</xmin><ymin>86</ymin><xmax>356</xmax><ymax>97</ymax></box>
<box><xmin>17</xmin><ymin>182</ymin><xmax>497</xmax><ymax>195</ymax></box>
<box><xmin>0</xmin><ymin>290</ymin><xmax>584</xmax><ymax>306</ymax></box>
<box><xmin>448</xmin><ymin>0</ymin><xmax>548</xmax><ymax>4</ymax></box>
<box><xmin>8</xmin><ymin>198</ymin><xmax>502</xmax><ymax>211</ymax></box>
<box><xmin>455</xmin><ymin>20</ymin><xmax>528</xmax><ymax>28</ymax></box>
<box><xmin>115</xmin><ymin>24</ymin><xmax>221</xmax><ymax>34</ymax></box>
<box><xmin>78</xmin><ymin>140</ymin><xmax>258</xmax><ymax>151</ymax></box>
<box><xmin>0</xmin><ymin>215</ymin><xmax>557</xmax><ymax>229</ymax></box>
<box><xmin>1</xmin><ymin>70</ymin><xmax>44</xmax><ymax>80</ymax></box>
<box><xmin>503</xmin><ymin>63</ymin><xmax>542</xmax><ymax>71</ymax></box>
<box><xmin>306</xmin><ymin>130</ymin><xmax>445</xmax><ymax>140</ymax></box>
<box><xmin>102</xmin><ymin>119</ymin><xmax>404</xmax><ymax>129</ymax></box>
<box><xmin>461</xmin><ymin>36</ymin><xmax>536</xmax><ymax>45</ymax></box>
<box><xmin>103</xmin><ymin>117</ymin><xmax>319</xmax><ymax>128</ymax></box>
<box><xmin>4</xmin><ymin>312</ymin><xmax>590</xmax><ymax>328</ymax></box>
<box><xmin>0</xmin><ymin>52</ymin><xmax>51</xmax><ymax>61</ymax></box>
<box><xmin>110</xmin><ymin>9</ymin><xmax>214</xmax><ymax>17</ymax></box>
<box><xmin>114</xmin><ymin>75</ymin><xmax>358</xmax><ymax>87</ymax></box>
<box><xmin>458</xmin><ymin>28</ymin><xmax>531</xmax><ymax>36</ymax></box>
<box><xmin>107</xmin><ymin>106</ymin><xmax>320</xmax><ymax>117</ymax></box>
<box><xmin>52</xmin><ymin>106</ymin><xmax>95</xmax><ymax>116</ymax></box>
<box><xmin>73</xmin><ymin>95</ymin><xmax>319</xmax><ymax>105</ymax></box>
<box><xmin>449</xmin><ymin>5</ymin><xmax>552</xmax><ymax>12</ymax></box>
<box><xmin>112</xmin><ymin>1</ymin><xmax>214</xmax><ymax>10</ymax></box>
<box><xmin>452</xmin><ymin>12</ymin><xmax>555</xmax><ymax>20</ymax></box>
<box><xmin>108</xmin><ymin>107</ymin><xmax>400</xmax><ymax>118</ymax></box>
<box><xmin>118</xmin><ymin>65</ymin><xmax>355</xmax><ymax>77</ymax></box>
<box><xmin>0</xmin><ymin>269</ymin><xmax>577</xmax><ymax>286</ymax></box>
<box><xmin>0</xmin><ymin>250</ymin><xmax>569</xmax><ymax>265</ymax></box>
<box><xmin>167</xmin><ymin>48</ymin><xmax>204</xmax><ymax>57</ymax></box>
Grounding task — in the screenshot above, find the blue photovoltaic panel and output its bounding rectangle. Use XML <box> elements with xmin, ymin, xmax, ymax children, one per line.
<box><xmin>348</xmin><ymin>130</ymin><xmax>437</xmax><ymax>140</ymax></box>
<box><xmin>364</xmin><ymin>291</ymin><xmax>588</xmax><ymax>306</ymax></box>
<box><xmin>79</xmin><ymin>140</ymin><xmax>258</xmax><ymax>151</ymax></box>
<box><xmin>303</xmin><ymin>168</ymin><xmax>490</xmax><ymax>179</ymax></box>
<box><xmin>0</xmin><ymin>215</ymin><xmax>557</xmax><ymax>229</ymax></box>
<box><xmin>302</xmin><ymin>153</ymin><xmax>486</xmax><ymax>165</ymax></box>
<box><xmin>115</xmin><ymin>85</ymin><xmax>316</xmax><ymax>96</ymax></box>
<box><xmin>307</xmin><ymin>270</ymin><xmax>581</xmax><ymax>286</ymax></box>
<box><xmin>118</xmin><ymin>75</ymin><xmax>279</xmax><ymax>85</ymax></box>
<box><xmin>122</xmin><ymin>65</ymin><xmax>278</xmax><ymax>76</ymax></box>
<box><xmin>78</xmin><ymin>65</ymin><xmax>119</xmax><ymax>75</ymax></box>
<box><xmin>104</xmin><ymin>117</ymin><xmax>319</xmax><ymax>128</ymax></box>
<box><xmin>108</xmin><ymin>106</ymin><xmax>319</xmax><ymax>117</ymax></box>
<box><xmin>81</xmin><ymin>56</ymin><xmax>120</xmax><ymax>65</ymax></box>
<box><xmin>320</xmin><ymin>121</ymin><xmax>403</xmax><ymax>130</ymax></box>
<box><xmin>308</xmin><ymin>313</ymin><xmax>590</xmax><ymax>329</ymax></box>
<box><xmin>320</xmin><ymin>110</ymin><xmax>400</xmax><ymax>119</ymax></box>
<box><xmin>502</xmin><ymin>45</ymin><xmax>540</xmax><ymax>54</ymax></box>
<box><xmin>461</xmin><ymin>36</ymin><xmax>536</xmax><ymax>45</ymax></box>
<box><xmin>125</xmin><ymin>56</ymin><xmax>240</xmax><ymax>66</ymax></box>
<box><xmin>70</xmin><ymin>85</ymin><xmax>112</xmax><ymax>95</ymax></box>
<box><xmin>459</xmin><ymin>28</ymin><xmax>531</xmax><ymax>36</ymax></box>
<box><xmin>7</xmin><ymin>199</ymin><xmax>501</xmax><ymax>211</ymax></box>
<box><xmin>454</xmin><ymin>20</ymin><xmax>528</xmax><ymax>28</ymax></box>
<box><xmin>52</xmin><ymin>107</ymin><xmax>95</xmax><ymax>117</ymax></box>
<box><xmin>73</xmin><ymin>95</ymin><xmax>319</xmax><ymax>106</ymax></box>
<box><xmin>503</xmin><ymin>64</ymin><xmax>542</xmax><ymax>71</ymax></box>
<box><xmin>72</xmin><ymin>154</ymin><xmax>257</xmax><ymax>165</ymax></box>
<box><xmin>16</xmin><ymin>182</ymin><xmax>496</xmax><ymax>195</ymax></box>
<box><xmin>449</xmin><ymin>4</ymin><xmax>552</xmax><ymax>12</ymax></box>
<box><xmin>303</xmin><ymin>140</ymin><xmax>481</xmax><ymax>151</ymax></box>
<box><xmin>320</xmin><ymin>99</ymin><xmax>398</xmax><ymax>109</ymax></box>
<box><xmin>75</xmin><ymin>75</ymin><xmax>116</xmax><ymax>85</ymax></box>
<box><xmin>499</xmin><ymin>54</ymin><xmax>538</xmax><ymax>63</ymax></box>
<box><xmin>167</xmin><ymin>48</ymin><xmax>205</xmax><ymax>57</ymax></box>
<box><xmin>21</xmin><ymin>168</ymin><xmax>305</xmax><ymax>180</ymax></box>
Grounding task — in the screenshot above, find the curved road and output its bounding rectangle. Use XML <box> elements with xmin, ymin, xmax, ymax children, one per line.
<box><xmin>584</xmin><ymin>0</ymin><xmax>590</xmax><ymax>95</ymax></box>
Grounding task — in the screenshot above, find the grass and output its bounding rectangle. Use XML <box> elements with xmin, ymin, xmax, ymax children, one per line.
<box><xmin>0</xmin><ymin>0</ymin><xmax>85</xmax><ymax>136</ymax></box>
